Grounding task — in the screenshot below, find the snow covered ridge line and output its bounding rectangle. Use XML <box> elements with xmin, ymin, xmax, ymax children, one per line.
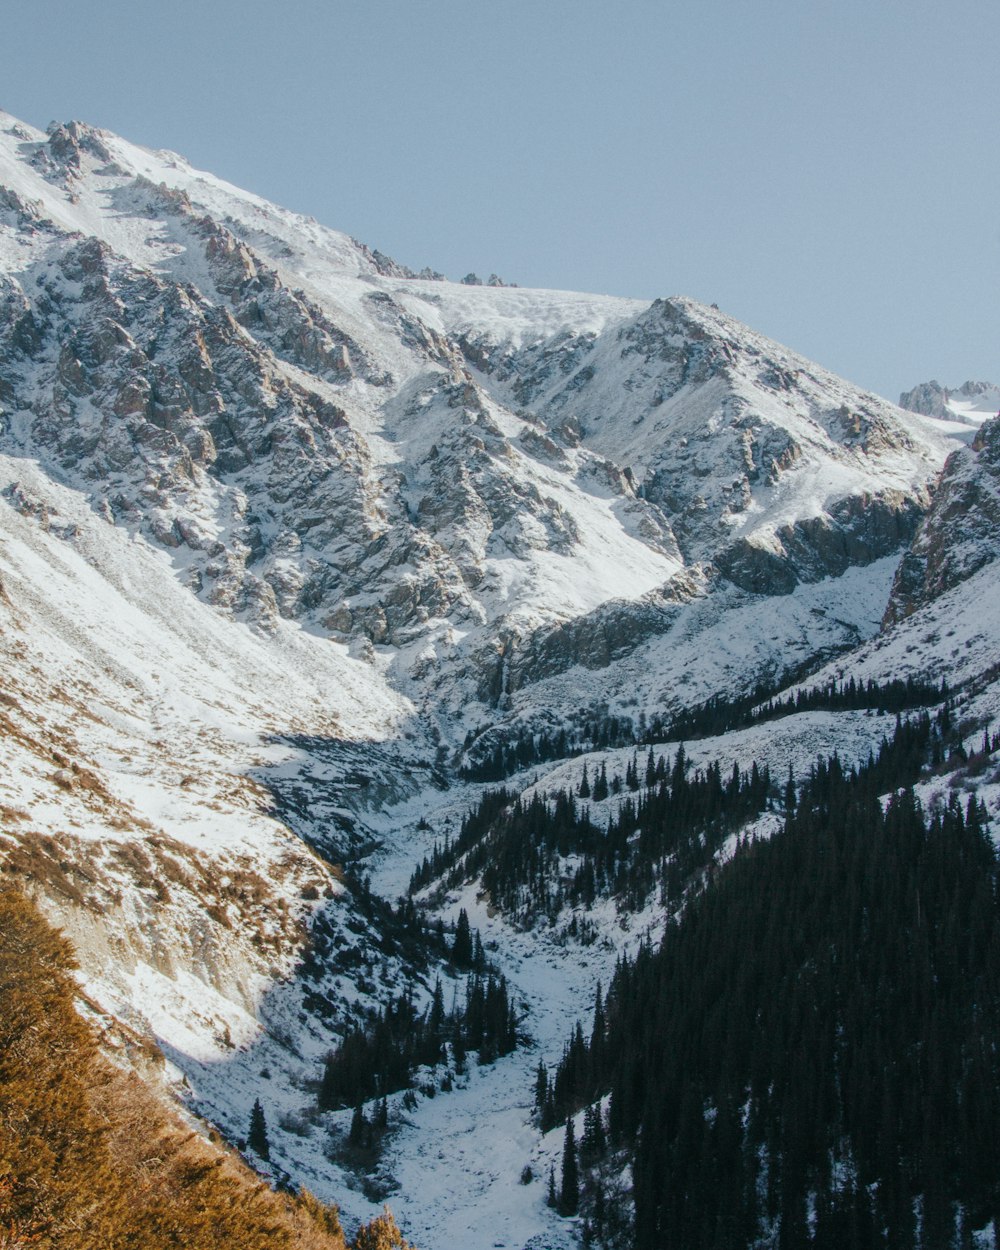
<box><xmin>0</xmin><ymin>104</ymin><xmax>981</xmax><ymax>741</ymax></box>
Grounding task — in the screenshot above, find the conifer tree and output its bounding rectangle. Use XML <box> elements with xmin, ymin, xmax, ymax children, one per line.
<box><xmin>590</xmin><ymin>984</ymin><xmax>605</xmax><ymax>1054</ymax></box>
<box><xmin>784</xmin><ymin>763</ymin><xmax>796</xmax><ymax>813</ymax></box>
<box><xmin>535</xmin><ymin>1060</ymin><xmax>549</xmax><ymax>1110</ymax></box>
<box><xmin>248</xmin><ymin>1098</ymin><xmax>270</xmax><ymax>1160</ymax></box>
<box><xmin>560</xmin><ymin>1117</ymin><xmax>579</xmax><ymax>1216</ymax></box>
<box><xmin>451</xmin><ymin>908</ymin><xmax>473</xmax><ymax>968</ymax></box>
<box><xmin>452</xmin><ymin>1028</ymin><xmax>467</xmax><ymax>1071</ymax></box>
<box><xmin>348</xmin><ymin>1104</ymin><xmax>367</xmax><ymax>1147</ymax></box>
<box><xmin>424</xmin><ymin>977</ymin><xmax>445</xmax><ymax>1065</ymax></box>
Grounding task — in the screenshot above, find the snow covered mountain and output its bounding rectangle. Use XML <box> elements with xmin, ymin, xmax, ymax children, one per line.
<box><xmin>899</xmin><ymin>377</ymin><xmax>1000</xmax><ymax>431</ymax></box>
<box><xmin>2</xmin><ymin>109</ymin><xmax>998</xmax><ymax>1248</ymax></box>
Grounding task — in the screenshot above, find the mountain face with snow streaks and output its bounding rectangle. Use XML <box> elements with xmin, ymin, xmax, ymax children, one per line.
<box><xmin>884</xmin><ymin>414</ymin><xmax>1000</xmax><ymax>626</ymax></box>
<box><xmin>899</xmin><ymin>376</ymin><xmax>999</xmax><ymax>426</ymax></box>
<box><xmin>3</xmin><ymin>108</ymin><xmax>1000</xmax><ymax>1250</ymax></box>
<box><xmin>0</xmin><ymin>114</ymin><xmax>961</xmax><ymax>670</ymax></box>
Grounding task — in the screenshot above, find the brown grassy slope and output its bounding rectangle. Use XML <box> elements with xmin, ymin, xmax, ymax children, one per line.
<box><xmin>0</xmin><ymin>886</ymin><xmax>414</xmax><ymax>1250</ymax></box>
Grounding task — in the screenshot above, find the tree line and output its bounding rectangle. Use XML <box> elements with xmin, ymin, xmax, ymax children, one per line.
<box><xmin>539</xmin><ymin>706</ymin><xmax>999</xmax><ymax>1249</ymax></box>
<box><xmin>458</xmin><ymin>675</ymin><xmax>948</xmax><ymax>782</ymax></box>
<box><xmin>413</xmin><ymin>745</ymin><xmax>771</xmax><ymax>923</ymax></box>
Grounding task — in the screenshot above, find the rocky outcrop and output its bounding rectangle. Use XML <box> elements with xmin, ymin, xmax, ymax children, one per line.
<box><xmin>471</xmin><ymin>568</ymin><xmax>709</xmax><ymax>700</ymax></box>
<box><xmin>122</xmin><ymin>176</ymin><xmax>391</xmax><ymax>386</ymax></box>
<box><xmin>31</xmin><ymin>120</ymin><xmax>115</xmax><ymax>183</ymax></box>
<box><xmin>900</xmin><ymin>378</ymin><xmax>1000</xmax><ymax>418</ymax></box>
<box><xmin>0</xmin><ymin>233</ymin><xmax>471</xmax><ymax>635</ymax></box>
<box><xmin>899</xmin><ymin>379</ymin><xmax>952</xmax><ymax>418</ymax></box>
<box><xmin>453</xmin><ymin>293</ymin><xmax>943</xmax><ymax>603</ymax></box>
<box><xmin>717</xmin><ymin>490</ymin><xmax>927</xmax><ymax>596</ymax></box>
<box><xmin>884</xmin><ymin>417</ymin><xmax>1000</xmax><ymax>625</ymax></box>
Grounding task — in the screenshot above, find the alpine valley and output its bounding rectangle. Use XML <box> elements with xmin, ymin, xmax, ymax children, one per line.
<box><xmin>2</xmin><ymin>109</ymin><xmax>1000</xmax><ymax>1250</ymax></box>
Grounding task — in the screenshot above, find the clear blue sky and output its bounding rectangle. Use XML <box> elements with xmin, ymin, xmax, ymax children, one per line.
<box><xmin>3</xmin><ymin>0</ymin><xmax>996</xmax><ymax>400</ymax></box>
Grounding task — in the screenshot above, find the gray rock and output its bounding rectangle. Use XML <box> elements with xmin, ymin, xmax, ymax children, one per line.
<box><xmin>884</xmin><ymin>416</ymin><xmax>1000</xmax><ymax>625</ymax></box>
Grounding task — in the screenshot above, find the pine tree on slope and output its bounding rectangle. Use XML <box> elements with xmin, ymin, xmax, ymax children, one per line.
<box><xmin>560</xmin><ymin>1117</ymin><xmax>579</xmax><ymax>1217</ymax></box>
<box><xmin>248</xmin><ymin>1098</ymin><xmax>270</xmax><ymax>1161</ymax></box>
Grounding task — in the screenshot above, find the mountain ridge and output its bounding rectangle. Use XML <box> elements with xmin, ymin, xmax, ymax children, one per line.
<box><xmin>2</xmin><ymin>108</ymin><xmax>999</xmax><ymax>1249</ymax></box>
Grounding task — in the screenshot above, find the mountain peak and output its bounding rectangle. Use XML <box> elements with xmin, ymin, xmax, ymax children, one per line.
<box><xmin>2</xmin><ymin>105</ymin><xmax>999</xmax><ymax>1249</ymax></box>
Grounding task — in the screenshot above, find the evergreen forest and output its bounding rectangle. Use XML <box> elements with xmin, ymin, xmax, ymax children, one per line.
<box><xmin>415</xmin><ymin>748</ymin><xmax>771</xmax><ymax>919</ymax></box>
<box><xmin>459</xmin><ymin>676</ymin><xmax>948</xmax><ymax>782</ymax></box>
<box><xmin>537</xmin><ymin>712</ymin><xmax>1000</xmax><ymax>1249</ymax></box>
<box><xmin>319</xmin><ymin>958</ymin><xmax>520</xmax><ymax>1109</ymax></box>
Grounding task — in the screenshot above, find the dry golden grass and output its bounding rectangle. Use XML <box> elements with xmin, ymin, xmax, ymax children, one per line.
<box><xmin>0</xmin><ymin>885</ymin><xmax>414</xmax><ymax>1250</ymax></box>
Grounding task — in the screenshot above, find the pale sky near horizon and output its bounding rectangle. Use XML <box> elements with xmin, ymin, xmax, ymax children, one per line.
<box><xmin>2</xmin><ymin>0</ymin><xmax>996</xmax><ymax>401</ymax></box>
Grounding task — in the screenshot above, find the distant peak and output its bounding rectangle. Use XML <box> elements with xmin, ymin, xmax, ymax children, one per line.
<box><xmin>900</xmin><ymin>379</ymin><xmax>1000</xmax><ymax>419</ymax></box>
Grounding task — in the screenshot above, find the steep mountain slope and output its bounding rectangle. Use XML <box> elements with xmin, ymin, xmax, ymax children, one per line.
<box><xmin>0</xmin><ymin>111</ymin><xmax>969</xmax><ymax>723</ymax></box>
<box><xmin>439</xmin><ymin>290</ymin><xmax>945</xmax><ymax>584</ymax></box>
<box><xmin>0</xmin><ymin>114</ymin><xmax>678</xmax><ymax>664</ymax></box>
<box><xmin>899</xmin><ymin>377</ymin><xmax>999</xmax><ymax>431</ymax></box>
<box><xmin>885</xmin><ymin>415</ymin><xmax>1000</xmax><ymax>626</ymax></box>
<box><xmin>1</xmin><ymin>107</ymin><xmax>998</xmax><ymax>1248</ymax></box>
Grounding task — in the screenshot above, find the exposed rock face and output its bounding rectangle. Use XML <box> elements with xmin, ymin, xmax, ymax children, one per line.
<box><xmin>716</xmin><ymin>490</ymin><xmax>928</xmax><ymax>596</ymax></box>
<box><xmin>454</xmin><ymin>294</ymin><xmax>947</xmax><ymax>596</ymax></box>
<box><xmin>899</xmin><ymin>379</ymin><xmax>952</xmax><ymax>418</ymax></box>
<box><xmin>884</xmin><ymin>416</ymin><xmax>1000</xmax><ymax>626</ymax></box>
<box><xmin>0</xmin><ymin>236</ymin><xmax>411</xmax><ymax>628</ymax></box>
<box><xmin>496</xmin><ymin>568</ymin><xmax>709</xmax><ymax>696</ymax></box>
<box><xmin>956</xmin><ymin>380</ymin><xmax>1000</xmax><ymax>405</ymax></box>
<box><xmin>900</xmin><ymin>378</ymin><xmax>1000</xmax><ymax>419</ymax></box>
<box><xmin>0</xmin><ymin>118</ymin><xmax>683</xmax><ymax>667</ymax></box>
<box><xmin>34</xmin><ymin>119</ymin><xmax>114</xmax><ymax>180</ymax></box>
<box><xmin>0</xmin><ymin>108</ymin><xmax>972</xmax><ymax>719</ymax></box>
